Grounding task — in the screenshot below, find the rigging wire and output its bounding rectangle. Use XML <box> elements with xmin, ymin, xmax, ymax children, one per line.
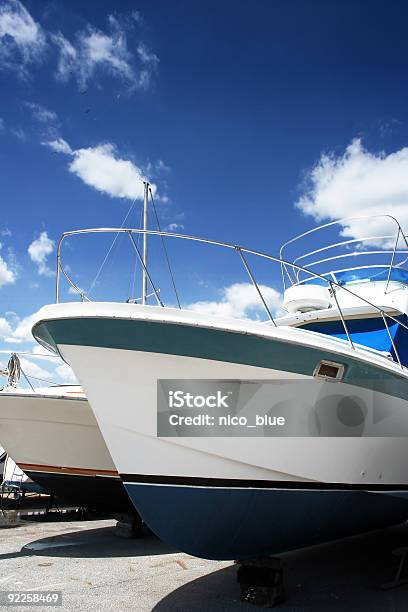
<box><xmin>88</xmin><ymin>198</ymin><xmax>137</xmax><ymax>296</ymax></box>
<box><xmin>23</xmin><ymin>374</ymin><xmax>61</xmax><ymax>386</ymax></box>
<box><xmin>149</xmin><ymin>186</ymin><xmax>181</xmax><ymax>309</ymax></box>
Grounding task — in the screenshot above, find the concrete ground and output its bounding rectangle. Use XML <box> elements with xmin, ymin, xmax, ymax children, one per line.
<box><xmin>1</xmin><ymin>517</ymin><xmax>408</xmax><ymax>611</ymax></box>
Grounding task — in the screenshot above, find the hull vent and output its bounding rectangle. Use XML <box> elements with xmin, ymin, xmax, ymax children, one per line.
<box><xmin>313</xmin><ymin>360</ymin><xmax>344</xmax><ymax>381</ymax></box>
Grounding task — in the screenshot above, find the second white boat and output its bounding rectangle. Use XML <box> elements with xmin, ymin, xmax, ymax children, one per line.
<box><xmin>0</xmin><ymin>357</ymin><xmax>134</xmax><ymax>514</ymax></box>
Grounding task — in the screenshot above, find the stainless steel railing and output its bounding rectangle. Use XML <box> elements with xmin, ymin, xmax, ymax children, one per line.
<box><xmin>279</xmin><ymin>214</ymin><xmax>408</xmax><ymax>292</ymax></box>
<box><xmin>55</xmin><ymin>227</ymin><xmax>408</xmax><ymax>369</ymax></box>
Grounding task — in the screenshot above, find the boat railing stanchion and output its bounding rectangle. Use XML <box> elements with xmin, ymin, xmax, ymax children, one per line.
<box><xmin>56</xmin><ymin>248</ymin><xmax>61</xmax><ymax>304</ymax></box>
<box><xmin>381</xmin><ymin>311</ymin><xmax>403</xmax><ymax>369</ymax></box>
<box><xmin>235</xmin><ymin>246</ymin><xmax>277</xmax><ymax>326</ymax></box>
<box><xmin>385</xmin><ymin>228</ymin><xmax>400</xmax><ymax>295</ymax></box>
<box><xmin>329</xmin><ymin>281</ymin><xmax>355</xmax><ymax>350</ymax></box>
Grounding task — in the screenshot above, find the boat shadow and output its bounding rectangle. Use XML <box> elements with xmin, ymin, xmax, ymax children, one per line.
<box><xmin>153</xmin><ymin>522</ymin><xmax>408</xmax><ymax>611</ymax></box>
<box><xmin>0</xmin><ymin>525</ymin><xmax>176</xmax><ymax>561</ymax></box>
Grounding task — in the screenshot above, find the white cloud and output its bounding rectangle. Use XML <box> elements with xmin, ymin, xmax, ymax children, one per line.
<box><xmin>5</xmin><ymin>311</ymin><xmax>39</xmax><ymax>343</ymax></box>
<box><xmin>44</xmin><ymin>138</ymin><xmax>155</xmax><ymax>200</ymax></box>
<box><xmin>1</xmin><ymin>321</ymin><xmax>76</xmax><ymax>384</ymax></box>
<box><xmin>155</xmin><ymin>194</ymin><xmax>169</xmax><ymax>204</ymax></box>
<box><xmin>147</xmin><ymin>158</ymin><xmax>171</xmax><ymax>177</ymax></box>
<box><xmin>45</xmin><ymin>137</ymin><xmax>72</xmax><ymax>155</ymax></box>
<box><xmin>24</xmin><ymin>101</ymin><xmax>58</xmax><ymax>124</ymax></box>
<box><xmin>0</xmin><ymin>117</ymin><xmax>4</xmax><ymax>132</ymax></box>
<box><xmin>51</xmin><ymin>16</ymin><xmax>157</xmax><ymax>91</ymax></box>
<box><xmin>156</xmin><ymin>159</ymin><xmax>170</xmax><ymax>173</ymax></box>
<box><xmin>29</xmin><ymin>344</ymin><xmax>58</xmax><ymax>362</ymax></box>
<box><xmin>187</xmin><ymin>282</ymin><xmax>281</xmax><ymax>320</ymax></box>
<box><xmin>19</xmin><ymin>357</ymin><xmax>52</xmax><ymax>381</ymax></box>
<box><xmin>54</xmin><ymin>362</ymin><xmax>78</xmax><ymax>383</ymax></box>
<box><xmin>0</xmin><ymin>318</ymin><xmax>12</xmax><ymax>340</ymax></box>
<box><xmin>0</xmin><ymin>257</ymin><xmax>15</xmax><ymax>287</ymax></box>
<box><xmin>136</xmin><ymin>42</ymin><xmax>159</xmax><ymax>89</ymax></box>
<box><xmin>51</xmin><ymin>31</ymin><xmax>77</xmax><ymax>81</ymax></box>
<box><xmin>296</xmin><ymin>139</ymin><xmax>408</xmax><ymax>247</ymax></box>
<box><xmin>82</xmin><ymin>28</ymin><xmax>132</xmax><ymax>80</ymax></box>
<box><xmin>28</xmin><ymin>232</ymin><xmax>55</xmax><ymax>276</ymax></box>
<box><xmin>0</xmin><ymin>4</ymin><xmax>157</xmax><ymax>91</ymax></box>
<box><xmin>69</xmin><ymin>144</ymin><xmax>148</xmax><ymax>199</ymax></box>
<box><xmin>0</xmin><ymin>0</ymin><xmax>46</xmax><ymax>77</ymax></box>
<box><xmin>68</xmin><ymin>285</ymin><xmax>85</xmax><ymax>296</ymax></box>
<box><xmin>166</xmin><ymin>223</ymin><xmax>184</xmax><ymax>232</ymax></box>
<box><xmin>4</xmin><ymin>310</ymin><xmax>18</xmax><ymax>323</ymax></box>
<box><xmin>0</xmin><ymin>243</ymin><xmax>16</xmax><ymax>288</ymax></box>
<box><xmin>131</xmin><ymin>11</ymin><xmax>143</xmax><ymax>25</ymax></box>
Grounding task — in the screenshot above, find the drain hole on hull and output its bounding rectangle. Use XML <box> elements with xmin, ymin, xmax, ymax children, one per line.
<box><xmin>313</xmin><ymin>360</ymin><xmax>344</xmax><ymax>381</ymax></box>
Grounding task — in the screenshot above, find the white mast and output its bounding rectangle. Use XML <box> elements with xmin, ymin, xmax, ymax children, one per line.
<box><xmin>142</xmin><ymin>180</ymin><xmax>149</xmax><ymax>304</ymax></box>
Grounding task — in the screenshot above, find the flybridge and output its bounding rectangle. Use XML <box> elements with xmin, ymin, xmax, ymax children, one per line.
<box><xmin>278</xmin><ymin>215</ymin><xmax>408</xmax><ymax>367</ymax></box>
<box><xmin>279</xmin><ymin>214</ymin><xmax>408</xmax><ymax>298</ymax></box>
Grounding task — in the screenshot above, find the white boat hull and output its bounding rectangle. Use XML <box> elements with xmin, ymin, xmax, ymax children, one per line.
<box><xmin>32</xmin><ymin>303</ymin><xmax>408</xmax><ymax>558</ymax></box>
<box><xmin>0</xmin><ymin>388</ymin><xmax>133</xmax><ymax>512</ymax></box>
<box><xmin>58</xmin><ymin>345</ymin><xmax>408</xmax><ymax>486</ymax></box>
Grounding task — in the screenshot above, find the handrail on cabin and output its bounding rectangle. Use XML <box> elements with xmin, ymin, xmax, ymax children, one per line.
<box><xmin>279</xmin><ymin>215</ymin><xmax>408</xmax><ymax>290</ymax></box>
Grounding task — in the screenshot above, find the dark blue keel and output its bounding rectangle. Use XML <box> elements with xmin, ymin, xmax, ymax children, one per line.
<box><xmin>25</xmin><ymin>471</ymin><xmax>134</xmax><ymax>514</ymax></box>
<box><xmin>124</xmin><ymin>482</ymin><xmax>408</xmax><ymax>560</ymax></box>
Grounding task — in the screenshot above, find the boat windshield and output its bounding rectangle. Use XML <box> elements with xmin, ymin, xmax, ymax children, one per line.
<box><xmin>298</xmin><ymin>266</ymin><xmax>408</xmax><ymax>287</ymax></box>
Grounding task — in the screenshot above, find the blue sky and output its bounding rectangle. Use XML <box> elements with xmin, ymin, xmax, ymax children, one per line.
<box><xmin>1</xmin><ymin>0</ymin><xmax>408</xmax><ymax>383</ymax></box>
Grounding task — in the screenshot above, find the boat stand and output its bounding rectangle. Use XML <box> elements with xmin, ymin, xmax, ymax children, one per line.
<box><xmin>235</xmin><ymin>557</ymin><xmax>285</xmax><ymax>607</ymax></box>
<box><xmin>115</xmin><ymin>512</ymin><xmax>144</xmax><ymax>538</ymax></box>
<box><xmin>381</xmin><ymin>547</ymin><xmax>408</xmax><ymax>590</ymax></box>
